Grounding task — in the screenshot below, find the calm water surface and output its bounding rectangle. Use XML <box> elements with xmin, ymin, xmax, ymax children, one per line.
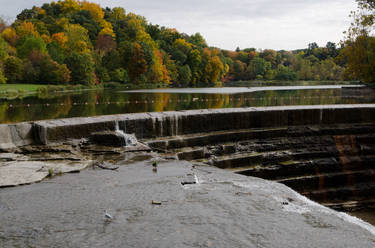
<box><xmin>1</xmin><ymin>85</ymin><xmax>374</xmax><ymax>124</ymax></box>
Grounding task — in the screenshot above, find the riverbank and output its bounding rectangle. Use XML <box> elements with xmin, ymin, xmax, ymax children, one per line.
<box><xmin>0</xmin><ymin>81</ymin><xmax>362</xmax><ymax>100</ymax></box>
<box><xmin>225</xmin><ymin>80</ymin><xmax>360</xmax><ymax>87</ymax></box>
<box><xmin>0</xmin><ymin>84</ymin><xmax>102</xmax><ymax>100</ymax></box>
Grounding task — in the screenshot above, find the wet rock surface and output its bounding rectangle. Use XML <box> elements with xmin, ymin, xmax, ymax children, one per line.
<box><xmin>0</xmin><ymin>139</ymin><xmax>152</xmax><ymax>187</ymax></box>
<box><xmin>145</xmin><ymin>123</ymin><xmax>375</xmax><ymax>212</ymax></box>
<box><xmin>90</xmin><ymin>131</ymin><xmax>135</xmax><ymax>147</ymax></box>
<box><xmin>1</xmin><ymin>160</ymin><xmax>375</xmax><ymax>248</ymax></box>
<box><xmin>33</xmin><ymin>104</ymin><xmax>375</xmax><ymax>144</ymax></box>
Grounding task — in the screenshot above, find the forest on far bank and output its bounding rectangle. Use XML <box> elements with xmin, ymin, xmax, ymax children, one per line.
<box><xmin>0</xmin><ymin>0</ymin><xmax>372</xmax><ymax>87</ymax></box>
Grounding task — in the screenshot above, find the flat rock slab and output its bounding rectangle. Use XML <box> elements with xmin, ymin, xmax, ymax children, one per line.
<box><xmin>0</xmin><ymin>153</ymin><xmax>28</xmax><ymax>162</ymax></box>
<box><xmin>0</xmin><ymin>161</ymin><xmax>49</xmax><ymax>187</ymax></box>
<box><xmin>47</xmin><ymin>160</ymin><xmax>92</xmax><ymax>174</ymax></box>
<box><xmin>0</xmin><ymin>161</ymin><xmax>374</xmax><ymax>247</ymax></box>
<box><xmin>85</xmin><ymin>143</ymin><xmax>151</xmax><ymax>153</ymax></box>
<box><xmin>0</xmin><ymin>160</ymin><xmax>92</xmax><ymax>188</ymax></box>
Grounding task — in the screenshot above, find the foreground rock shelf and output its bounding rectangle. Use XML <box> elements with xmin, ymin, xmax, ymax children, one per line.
<box><xmin>1</xmin><ymin>161</ymin><xmax>375</xmax><ymax>247</ymax></box>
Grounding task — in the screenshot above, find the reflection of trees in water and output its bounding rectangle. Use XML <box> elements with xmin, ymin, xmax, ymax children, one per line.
<box><xmin>0</xmin><ymin>103</ymin><xmax>9</xmax><ymax>123</ymax></box>
<box><xmin>1</xmin><ymin>88</ymin><xmax>374</xmax><ymax>123</ymax></box>
<box><xmin>5</xmin><ymin>96</ymin><xmax>73</xmax><ymax>123</ymax></box>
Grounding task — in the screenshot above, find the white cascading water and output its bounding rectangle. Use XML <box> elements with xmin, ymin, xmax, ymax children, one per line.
<box><xmin>114</xmin><ymin>120</ymin><xmax>137</xmax><ymax>146</ymax></box>
<box><xmin>174</xmin><ymin>114</ymin><xmax>179</xmax><ymax>136</ymax></box>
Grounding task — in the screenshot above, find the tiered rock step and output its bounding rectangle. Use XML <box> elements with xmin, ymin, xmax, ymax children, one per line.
<box><xmin>145</xmin><ymin>127</ymin><xmax>289</xmax><ymax>150</ymax></box>
<box><xmin>145</xmin><ymin>124</ymin><xmax>375</xmax><ymax>151</ymax></box>
<box><xmin>143</xmin><ymin>123</ymin><xmax>375</xmax><ymax>211</ymax></box>
<box><xmin>277</xmin><ymin>169</ymin><xmax>375</xmax><ymax>192</ymax></box>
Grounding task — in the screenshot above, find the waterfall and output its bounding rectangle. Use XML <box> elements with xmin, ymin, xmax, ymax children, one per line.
<box><xmin>159</xmin><ymin>116</ymin><xmax>163</xmax><ymax>137</ymax></box>
<box><xmin>114</xmin><ymin>120</ymin><xmax>137</xmax><ymax>147</ymax></box>
<box><xmin>320</xmin><ymin>109</ymin><xmax>323</xmax><ymax>123</ymax></box>
<box><xmin>170</xmin><ymin>116</ymin><xmax>175</xmax><ymax>137</ymax></box>
<box><xmin>151</xmin><ymin>117</ymin><xmax>156</xmax><ymax>137</ymax></box>
<box><xmin>175</xmin><ymin>114</ymin><xmax>179</xmax><ymax>136</ymax></box>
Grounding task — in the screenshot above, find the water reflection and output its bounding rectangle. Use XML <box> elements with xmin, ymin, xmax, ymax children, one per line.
<box><xmin>124</xmin><ymin>85</ymin><xmax>363</xmax><ymax>94</ymax></box>
<box><xmin>0</xmin><ymin>87</ymin><xmax>374</xmax><ymax>124</ymax></box>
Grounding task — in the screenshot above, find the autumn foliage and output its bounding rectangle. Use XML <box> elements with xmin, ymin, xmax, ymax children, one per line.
<box><xmin>0</xmin><ymin>0</ymin><xmax>356</xmax><ymax>86</ymax></box>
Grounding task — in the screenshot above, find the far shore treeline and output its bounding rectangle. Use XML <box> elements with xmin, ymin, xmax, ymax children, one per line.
<box><xmin>0</xmin><ymin>0</ymin><xmax>373</xmax><ymax>87</ymax></box>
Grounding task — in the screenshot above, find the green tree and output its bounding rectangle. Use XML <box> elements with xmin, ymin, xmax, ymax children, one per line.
<box><xmin>109</xmin><ymin>68</ymin><xmax>129</xmax><ymax>83</ymax></box>
<box><xmin>164</xmin><ymin>55</ymin><xmax>179</xmax><ymax>83</ymax></box>
<box><xmin>232</xmin><ymin>60</ymin><xmax>246</xmax><ymax>80</ymax></box>
<box><xmin>47</xmin><ymin>41</ymin><xmax>65</xmax><ymax>64</ymax></box>
<box><xmin>4</xmin><ymin>56</ymin><xmax>23</xmax><ymax>83</ymax></box>
<box><xmin>103</xmin><ymin>49</ymin><xmax>121</xmax><ymax>71</ymax></box>
<box><xmin>275</xmin><ymin>64</ymin><xmax>297</xmax><ymax>81</ymax></box>
<box><xmin>187</xmin><ymin>49</ymin><xmax>202</xmax><ymax>86</ymax></box>
<box><xmin>248</xmin><ymin>57</ymin><xmax>271</xmax><ymax>79</ymax></box>
<box><xmin>22</xmin><ymin>60</ymin><xmax>40</xmax><ymax>83</ymax></box>
<box><xmin>341</xmin><ymin>35</ymin><xmax>375</xmax><ymax>82</ymax></box>
<box><xmin>0</xmin><ymin>36</ymin><xmax>8</xmax><ymax>84</ymax></box>
<box><xmin>0</xmin><ymin>36</ymin><xmax>8</xmax><ymax>61</ymax></box>
<box><xmin>17</xmin><ymin>35</ymin><xmax>47</xmax><ymax>59</ymax></box>
<box><xmin>0</xmin><ymin>70</ymin><xmax>6</xmax><ymax>84</ymax></box>
<box><xmin>171</xmin><ymin>49</ymin><xmax>187</xmax><ymax>64</ymax></box>
<box><xmin>296</xmin><ymin>55</ymin><xmax>313</xmax><ymax>80</ymax></box>
<box><xmin>39</xmin><ymin>55</ymin><xmax>71</xmax><ymax>84</ymax></box>
<box><xmin>341</xmin><ymin>0</ymin><xmax>375</xmax><ymax>83</ymax></box>
<box><xmin>262</xmin><ymin>49</ymin><xmax>277</xmax><ymax>68</ymax></box>
<box><xmin>188</xmin><ymin>33</ymin><xmax>207</xmax><ymax>48</ymax></box>
<box><xmin>64</xmin><ymin>23</ymin><xmax>92</xmax><ymax>54</ymax></box>
<box><xmin>326</xmin><ymin>42</ymin><xmax>338</xmax><ymax>57</ymax></box>
<box><xmin>64</xmin><ymin>52</ymin><xmax>95</xmax><ymax>85</ymax></box>
<box><xmin>237</xmin><ymin>51</ymin><xmax>250</xmax><ymax>64</ymax></box>
<box><xmin>178</xmin><ymin>64</ymin><xmax>192</xmax><ymax>86</ymax></box>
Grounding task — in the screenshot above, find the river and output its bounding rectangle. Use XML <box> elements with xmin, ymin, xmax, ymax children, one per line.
<box><xmin>1</xmin><ymin>84</ymin><xmax>374</xmax><ymax>124</ymax></box>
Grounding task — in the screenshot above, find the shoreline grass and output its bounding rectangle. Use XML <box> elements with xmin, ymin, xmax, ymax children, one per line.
<box><xmin>0</xmin><ymin>84</ymin><xmax>45</xmax><ymax>93</ymax></box>
<box><xmin>0</xmin><ymin>80</ymin><xmax>362</xmax><ymax>100</ymax></box>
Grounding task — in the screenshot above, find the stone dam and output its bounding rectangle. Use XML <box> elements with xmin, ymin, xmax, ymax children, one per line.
<box><xmin>1</xmin><ymin>104</ymin><xmax>375</xmax><ymax>213</ymax></box>
<box><xmin>2</xmin><ymin>104</ymin><xmax>375</xmax><ymax>247</ymax></box>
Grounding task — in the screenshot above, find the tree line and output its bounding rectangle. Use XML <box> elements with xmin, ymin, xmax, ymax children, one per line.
<box><xmin>0</xmin><ymin>0</ymin><xmax>366</xmax><ymax>86</ymax></box>
<box><xmin>339</xmin><ymin>0</ymin><xmax>375</xmax><ymax>84</ymax></box>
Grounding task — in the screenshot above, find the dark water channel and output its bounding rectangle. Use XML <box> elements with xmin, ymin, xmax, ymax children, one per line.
<box><xmin>350</xmin><ymin>210</ymin><xmax>375</xmax><ymax>226</ymax></box>
<box><xmin>1</xmin><ymin>85</ymin><xmax>374</xmax><ymax>124</ymax></box>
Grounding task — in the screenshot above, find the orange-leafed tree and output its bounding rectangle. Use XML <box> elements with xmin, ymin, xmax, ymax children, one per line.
<box><xmin>16</xmin><ymin>21</ymin><xmax>39</xmax><ymax>38</ymax></box>
<box><xmin>51</xmin><ymin>32</ymin><xmax>68</xmax><ymax>47</ymax></box>
<box><xmin>128</xmin><ymin>42</ymin><xmax>148</xmax><ymax>81</ymax></box>
<box><xmin>80</xmin><ymin>1</ymin><xmax>104</xmax><ymax>23</ymax></box>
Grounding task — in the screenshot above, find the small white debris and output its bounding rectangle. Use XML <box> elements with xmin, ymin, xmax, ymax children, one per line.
<box><xmin>104</xmin><ymin>210</ymin><xmax>113</xmax><ymax>220</ymax></box>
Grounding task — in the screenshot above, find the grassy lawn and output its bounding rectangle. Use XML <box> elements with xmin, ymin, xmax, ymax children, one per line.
<box><xmin>0</xmin><ymin>84</ymin><xmax>45</xmax><ymax>92</ymax></box>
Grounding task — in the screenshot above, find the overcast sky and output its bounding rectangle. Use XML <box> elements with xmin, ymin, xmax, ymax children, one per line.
<box><xmin>0</xmin><ymin>0</ymin><xmax>357</xmax><ymax>51</ymax></box>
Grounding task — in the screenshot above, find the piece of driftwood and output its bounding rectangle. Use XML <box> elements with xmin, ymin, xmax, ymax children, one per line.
<box><xmin>93</xmin><ymin>161</ymin><xmax>119</xmax><ymax>171</ymax></box>
<box><xmin>181</xmin><ymin>181</ymin><xmax>196</xmax><ymax>186</ymax></box>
